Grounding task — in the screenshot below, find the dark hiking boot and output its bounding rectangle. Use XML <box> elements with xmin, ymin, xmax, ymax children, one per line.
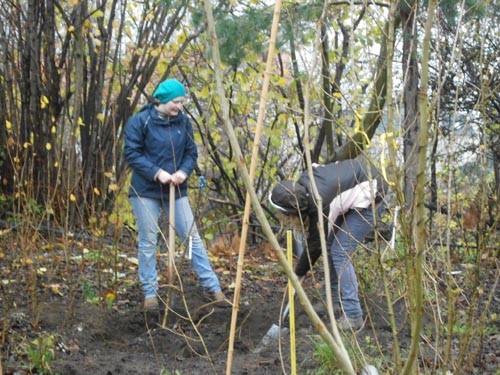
<box><xmin>336</xmin><ymin>315</ymin><xmax>364</xmax><ymax>331</ymax></box>
<box><xmin>203</xmin><ymin>290</ymin><xmax>232</xmax><ymax>308</ymax></box>
<box><xmin>144</xmin><ymin>296</ymin><xmax>159</xmax><ymax>311</ymax></box>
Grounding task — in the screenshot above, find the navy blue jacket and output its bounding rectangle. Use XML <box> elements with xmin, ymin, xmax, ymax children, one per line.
<box><xmin>124</xmin><ymin>103</ymin><xmax>197</xmax><ymax>200</ymax></box>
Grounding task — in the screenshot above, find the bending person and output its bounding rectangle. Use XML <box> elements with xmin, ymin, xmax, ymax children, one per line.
<box><xmin>269</xmin><ymin>156</ymin><xmax>389</xmax><ymax>330</ymax></box>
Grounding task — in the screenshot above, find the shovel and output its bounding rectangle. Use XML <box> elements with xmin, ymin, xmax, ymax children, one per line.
<box><xmin>255</xmin><ymin>278</ymin><xmax>303</xmax><ymax>353</ymax></box>
<box><xmin>254</xmin><ymin>298</ymin><xmax>292</xmax><ymax>354</ymax></box>
<box><xmin>255</xmin><ymin>232</ymin><xmax>301</xmax><ymax>354</ymax></box>
<box><xmin>162</xmin><ymin>184</ymin><xmax>176</xmax><ymax>327</ymax></box>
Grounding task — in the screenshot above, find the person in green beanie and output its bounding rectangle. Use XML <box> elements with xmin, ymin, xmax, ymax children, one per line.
<box><xmin>124</xmin><ymin>79</ymin><xmax>228</xmax><ymax>311</ymax></box>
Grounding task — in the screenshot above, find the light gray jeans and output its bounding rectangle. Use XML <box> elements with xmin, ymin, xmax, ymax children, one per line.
<box><xmin>130</xmin><ymin>196</ymin><xmax>221</xmax><ymax>298</ymax></box>
<box><xmin>328</xmin><ymin>206</ymin><xmax>382</xmax><ymax>319</ymax></box>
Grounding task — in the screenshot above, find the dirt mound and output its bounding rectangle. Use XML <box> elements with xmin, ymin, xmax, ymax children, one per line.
<box><xmin>35</xmin><ymin>277</ymin><xmax>316</xmax><ymax>375</ymax></box>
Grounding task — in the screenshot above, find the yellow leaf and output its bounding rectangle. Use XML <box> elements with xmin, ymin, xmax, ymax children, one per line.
<box><xmin>68</xmin><ymin>25</ymin><xmax>75</xmax><ymax>33</ymax></box>
<box><xmin>93</xmin><ymin>187</ymin><xmax>100</xmax><ymax>196</ymax></box>
<box><xmin>40</xmin><ymin>95</ymin><xmax>50</xmax><ymax>109</ymax></box>
<box><xmin>333</xmin><ymin>92</ymin><xmax>342</xmax><ymax>99</ymax></box>
<box><xmin>6</xmin><ymin>120</ymin><xmax>12</xmax><ymax>130</ymax></box>
<box><xmin>23</xmin><ymin>142</ymin><xmax>31</xmax><ymax>149</ymax></box>
<box><xmin>108</xmin><ymin>183</ymin><xmax>118</xmax><ymax>191</ymax></box>
<box><xmin>46</xmin><ymin>143</ymin><xmax>52</xmax><ymax>151</ymax></box>
<box><xmin>70</xmin><ymin>194</ymin><xmax>76</xmax><ymax>202</ymax></box>
<box><xmin>127</xmin><ymin>257</ymin><xmax>139</xmax><ymax>266</ymax></box>
<box><xmin>198</xmin><ymin>86</ymin><xmax>210</xmax><ymax>98</ymax></box>
<box><xmin>51</xmin><ymin>126</ymin><xmax>56</xmax><ymax>134</ymax></box>
<box><xmin>276</xmin><ymin>76</ymin><xmax>287</xmax><ymax>87</ymax></box>
<box><xmin>96</xmin><ymin>113</ymin><xmax>105</xmax><ymax>122</ymax></box>
<box><xmin>176</xmin><ymin>33</ymin><xmax>186</xmax><ymax>44</ymax></box>
<box><xmin>94</xmin><ymin>9</ymin><xmax>105</xmax><ymax>18</ymax></box>
<box><xmin>105</xmin><ymin>291</ymin><xmax>116</xmax><ymax>302</ymax></box>
<box><xmin>353</xmin><ymin>110</ymin><xmax>370</xmax><ymax>146</ymax></box>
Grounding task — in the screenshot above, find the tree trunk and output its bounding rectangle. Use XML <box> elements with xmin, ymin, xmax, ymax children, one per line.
<box><xmin>401</xmin><ymin>0</ymin><xmax>420</xmax><ymax>209</ymax></box>
<box><xmin>328</xmin><ymin>18</ymin><xmax>396</xmax><ymax>162</ymax></box>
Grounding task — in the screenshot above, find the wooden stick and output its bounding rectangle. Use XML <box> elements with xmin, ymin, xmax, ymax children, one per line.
<box><xmin>287</xmin><ymin>230</ymin><xmax>297</xmax><ymax>375</ymax></box>
<box><xmin>209</xmin><ymin>2</ymin><xmax>283</xmax><ymax>373</ymax></box>
<box><xmin>203</xmin><ymin>2</ymin><xmax>356</xmax><ymax>373</ymax></box>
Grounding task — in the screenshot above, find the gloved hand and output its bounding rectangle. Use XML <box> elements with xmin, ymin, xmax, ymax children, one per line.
<box><xmin>171</xmin><ymin>171</ymin><xmax>187</xmax><ymax>186</ymax></box>
<box><xmin>156</xmin><ymin>169</ymin><xmax>172</xmax><ymax>184</ymax></box>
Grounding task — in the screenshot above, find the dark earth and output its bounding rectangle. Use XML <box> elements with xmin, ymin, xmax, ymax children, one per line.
<box><xmin>1</xmin><ymin>229</ymin><xmax>498</xmax><ymax>374</ymax></box>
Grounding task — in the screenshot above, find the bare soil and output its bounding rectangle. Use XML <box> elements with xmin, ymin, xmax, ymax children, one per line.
<box><xmin>1</xmin><ymin>233</ymin><xmax>498</xmax><ymax>374</ymax></box>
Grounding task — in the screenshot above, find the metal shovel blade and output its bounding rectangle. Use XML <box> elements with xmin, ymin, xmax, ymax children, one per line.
<box><xmin>254</xmin><ymin>323</ymin><xmax>289</xmax><ymax>354</ymax></box>
<box><xmin>254</xmin><ymin>300</ymin><xmax>291</xmax><ymax>354</ymax></box>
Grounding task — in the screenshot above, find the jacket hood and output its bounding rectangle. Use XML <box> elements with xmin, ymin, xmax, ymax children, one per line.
<box><xmin>138</xmin><ymin>102</ymin><xmax>183</xmax><ymax>125</ymax></box>
<box><xmin>269</xmin><ymin>180</ymin><xmax>309</xmax><ymax>215</ymax></box>
<box><xmin>137</xmin><ymin>102</ymin><xmax>155</xmax><ymax>113</ymax></box>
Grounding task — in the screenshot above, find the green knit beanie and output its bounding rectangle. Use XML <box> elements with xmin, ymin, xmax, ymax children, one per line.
<box><xmin>153</xmin><ymin>79</ymin><xmax>186</xmax><ymax>104</ymax></box>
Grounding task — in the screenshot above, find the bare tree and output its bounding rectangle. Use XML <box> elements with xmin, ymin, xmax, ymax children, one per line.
<box><xmin>0</xmin><ymin>0</ymin><xmax>193</xmax><ymax>228</ymax></box>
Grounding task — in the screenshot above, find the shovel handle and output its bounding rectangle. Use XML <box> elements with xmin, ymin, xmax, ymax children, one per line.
<box><xmin>168</xmin><ymin>184</ymin><xmax>175</xmax><ymax>285</ymax></box>
<box><xmin>162</xmin><ymin>184</ymin><xmax>177</xmax><ymax>329</ymax></box>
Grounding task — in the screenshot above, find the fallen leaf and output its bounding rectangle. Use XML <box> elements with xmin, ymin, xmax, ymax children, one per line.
<box><xmin>127</xmin><ymin>257</ymin><xmax>139</xmax><ymax>265</ymax></box>
<box><xmin>67</xmin><ymin>338</ymin><xmax>80</xmax><ymax>352</ymax></box>
<box><xmin>49</xmin><ymin>284</ymin><xmax>64</xmax><ymax>296</ymax></box>
<box><xmin>0</xmin><ymin>228</ymin><xmax>12</xmax><ymax>236</ymax></box>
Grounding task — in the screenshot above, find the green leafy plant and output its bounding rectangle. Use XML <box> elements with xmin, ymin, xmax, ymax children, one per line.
<box><xmin>81</xmin><ymin>279</ymin><xmax>99</xmax><ymax>304</ymax></box>
<box><xmin>24</xmin><ymin>333</ymin><xmax>56</xmax><ymax>374</ymax></box>
<box><xmin>160</xmin><ymin>369</ymin><xmax>183</xmax><ymax>375</ymax></box>
<box><xmin>308</xmin><ymin>334</ymin><xmax>383</xmax><ymax>375</ymax></box>
<box><xmin>309</xmin><ymin>335</ymin><xmax>345</xmax><ymax>375</ymax></box>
